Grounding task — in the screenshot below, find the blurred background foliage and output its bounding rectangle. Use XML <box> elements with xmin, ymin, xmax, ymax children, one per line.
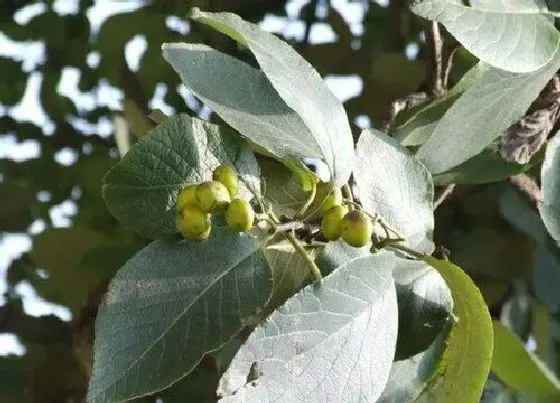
<box><xmin>1</xmin><ymin>0</ymin><xmax>560</xmax><ymax>401</ymax></box>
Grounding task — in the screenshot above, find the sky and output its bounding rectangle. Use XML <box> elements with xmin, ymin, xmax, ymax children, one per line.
<box><xmin>0</xmin><ymin>0</ymin><xmax>396</xmax><ymax>355</ymax></box>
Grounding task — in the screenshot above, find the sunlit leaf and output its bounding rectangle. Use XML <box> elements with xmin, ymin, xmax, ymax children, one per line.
<box><xmin>418</xmin><ymin>59</ymin><xmax>560</xmax><ymax>174</ymax></box>
<box><xmin>189</xmin><ymin>9</ymin><xmax>354</xmax><ymax>187</ymax></box>
<box><xmin>102</xmin><ymin>114</ymin><xmax>260</xmax><ymax>239</ymax></box>
<box><xmin>355</xmin><ymin>130</ymin><xmax>434</xmax><ymax>252</ymax></box>
<box><xmin>411</xmin><ymin>0</ymin><xmax>560</xmax><ymax>73</ymax></box>
<box><xmin>87</xmin><ymin>230</ymin><xmax>271</xmax><ymax>402</ymax></box>
<box><xmin>217</xmin><ymin>252</ymin><xmax>399</xmax><ymax>402</ymax></box>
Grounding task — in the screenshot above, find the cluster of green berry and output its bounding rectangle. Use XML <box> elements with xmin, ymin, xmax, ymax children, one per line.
<box><xmin>175</xmin><ymin>165</ymin><xmax>255</xmax><ymax>240</ymax></box>
<box><xmin>320</xmin><ymin>189</ymin><xmax>373</xmax><ymax>248</ymax></box>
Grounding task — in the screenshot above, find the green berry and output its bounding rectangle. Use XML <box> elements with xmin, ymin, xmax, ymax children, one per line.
<box><xmin>320</xmin><ymin>188</ymin><xmax>343</xmax><ymax>214</ymax></box>
<box><xmin>213</xmin><ymin>165</ymin><xmax>239</xmax><ymax>197</ymax></box>
<box><xmin>196</xmin><ymin>181</ymin><xmax>231</xmax><ymax>213</ymax></box>
<box><xmin>321</xmin><ymin>205</ymin><xmax>349</xmax><ymax>241</ymax></box>
<box><xmin>341</xmin><ymin>210</ymin><xmax>373</xmax><ymax>247</ymax></box>
<box><xmin>176</xmin><ymin>204</ymin><xmax>212</xmax><ymax>240</ymax></box>
<box><xmin>176</xmin><ymin>184</ymin><xmax>198</xmax><ymax>212</ymax></box>
<box><xmin>226</xmin><ymin>199</ymin><xmax>255</xmax><ymax>232</ymax></box>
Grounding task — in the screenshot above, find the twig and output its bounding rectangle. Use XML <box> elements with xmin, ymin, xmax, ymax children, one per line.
<box><xmin>382</xmin><ymin>21</ymin><xmax>457</xmax><ymax>132</ymax></box>
<box><xmin>434</xmin><ymin>184</ymin><xmax>456</xmax><ymax>210</ymax></box>
<box><xmin>284</xmin><ymin>232</ymin><xmax>323</xmax><ymax>281</ymax></box>
<box><xmin>424</xmin><ymin>21</ymin><xmax>444</xmax><ymax>96</ymax></box>
<box><xmin>274</xmin><ymin>221</ymin><xmax>306</xmax><ymax>232</ymax></box>
<box><xmin>301</xmin><ymin>0</ymin><xmax>319</xmax><ymax>45</ymax></box>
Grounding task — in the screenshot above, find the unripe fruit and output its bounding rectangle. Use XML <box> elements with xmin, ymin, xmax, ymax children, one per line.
<box><xmin>196</xmin><ymin>181</ymin><xmax>231</xmax><ymax>213</ymax></box>
<box><xmin>176</xmin><ymin>184</ymin><xmax>198</xmax><ymax>212</ymax></box>
<box><xmin>320</xmin><ymin>188</ymin><xmax>343</xmax><ymax>214</ymax></box>
<box><xmin>341</xmin><ymin>210</ymin><xmax>373</xmax><ymax>247</ymax></box>
<box><xmin>321</xmin><ymin>205</ymin><xmax>349</xmax><ymax>241</ymax></box>
<box><xmin>226</xmin><ymin>199</ymin><xmax>255</xmax><ymax>232</ymax></box>
<box><xmin>176</xmin><ymin>204</ymin><xmax>212</xmax><ymax>240</ymax></box>
<box><xmin>213</xmin><ymin>165</ymin><xmax>239</xmax><ymax>197</ymax></box>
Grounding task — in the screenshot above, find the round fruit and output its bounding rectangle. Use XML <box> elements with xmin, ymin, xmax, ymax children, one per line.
<box><xmin>212</xmin><ymin>165</ymin><xmax>239</xmax><ymax>197</ymax></box>
<box><xmin>176</xmin><ymin>204</ymin><xmax>212</xmax><ymax>240</ymax></box>
<box><xmin>321</xmin><ymin>205</ymin><xmax>349</xmax><ymax>241</ymax></box>
<box><xmin>341</xmin><ymin>210</ymin><xmax>373</xmax><ymax>247</ymax></box>
<box><xmin>320</xmin><ymin>188</ymin><xmax>343</xmax><ymax>214</ymax></box>
<box><xmin>176</xmin><ymin>184</ymin><xmax>198</xmax><ymax>212</ymax></box>
<box><xmin>226</xmin><ymin>199</ymin><xmax>255</xmax><ymax>232</ymax></box>
<box><xmin>196</xmin><ymin>181</ymin><xmax>231</xmax><ymax>213</ymax></box>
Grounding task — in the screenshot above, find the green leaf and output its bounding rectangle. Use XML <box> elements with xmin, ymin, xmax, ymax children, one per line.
<box><xmin>498</xmin><ymin>185</ymin><xmax>560</xmax><ymax>312</ymax></box>
<box><xmin>392</xmin><ymin>63</ymin><xmax>485</xmax><ymax>147</ymax></box>
<box><xmin>217</xmin><ymin>252</ymin><xmax>399</xmax><ymax>402</ymax></box>
<box><xmin>259</xmin><ymin>158</ymin><xmax>309</xmax><ymax>218</ymax></box>
<box><xmin>354</xmin><ymin>130</ymin><xmax>434</xmax><ymax>252</ymax></box>
<box><xmin>102</xmin><ymin>114</ymin><xmax>260</xmax><ymax>240</ymax></box>
<box><xmin>492</xmin><ymin>320</ymin><xmax>560</xmax><ymax>397</ymax></box>
<box><xmin>410</xmin><ymin>0</ymin><xmax>560</xmax><ymax>73</ymax></box>
<box><xmin>161</xmin><ymin>44</ymin><xmax>318</xmax><ymax>169</ymax></box>
<box><xmin>156</xmin><ymin>357</ymin><xmax>219</xmax><ymax>403</ymax></box>
<box><xmin>263</xmin><ymin>242</ymin><xmax>312</xmax><ymax>315</ymax></box>
<box><xmin>316</xmin><ymin>243</ymin><xmax>451</xmax><ymax>359</ymax></box>
<box><xmin>417</xmin><ymin>59</ymin><xmax>560</xmax><ymax>174</ymax></box>
<box><xmin>433</xmin><ymin>148</ymin><xmax>542</xmax><ymax>186</ymax></box>
<box><xmin>314</xmin><ymin>239</ymin><xmax>369</xmax><ymax>276</ymax></box>
<box><xmin>87</xmin><ymin>230</ymin><xmax>271</xmax><ymax>402</ymax></box>
<box><xmin>378</xmin><ymin>335</ymin><xmax>446</xmax><ymax>402</ymax></box>
<box><xmin>414</xmin><ymin>256</ymin><xmax>493</xmax><ymax>402</ymax></box>
<box><xmin>539</xmin><ymin>133</ymin><xmax>560</xmax><ymax>244</ymax></box>
<box><xmin>189</xmin><ymin>9</ymin><xmax>354</xmax><ymax>187</ymax></box>
<box><xmin>393</xmin><ymin>259</ymin><xmax>452</xmax><ymax>360</ymax></box>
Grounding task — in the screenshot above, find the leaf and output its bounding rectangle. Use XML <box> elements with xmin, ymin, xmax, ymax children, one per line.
<box><xmin>392</xmin><ymin>259</ymin><xmax>452</xmax><ymax>360</ymax></box>
<box><xmin>417</xmin><ymin>59</ymin><xmax>560</xmax><ymax>174</ymax></box>
<box><xmin>433</xmin><ymin>148</ymin><xmax>543</xmax><ymax>186</ymax></box>
<box><xmin>87</xmin><ymin>230</ymin><xmax>271</xmax><ymax>402</ymax></box>
<box><xmin>410</xmin><ymin>0</ymin><xmax>560</xmax><ymax>73</ymax></box>
<box><xmin>414</xmin><ymin>256</ymin><xmax>493</xmax><ymax>402</ymax></box>
<box><xmin>498</xmin><ymin>185</ymin><xmax>560</xmax><ymax>313</ymax></box>
<box><xmin>354</xmin><ymin>130</ymin><xmax>435</xmax><ymax>253</ymax></box>
<box><xmin>378</xmin><ymin>335</ymin><xmax>446</xmax><ymax>402</ymax></box>
<box><xmin>102</xmin><ymin>114</ymin><xmax>260</xmax><ymax>240</ymax></box>
<box><xmin>259</xmin><ymin>158</ymin><xmax>309</xmax><ymax>218</ymax></box>
<box><xmin>161</xmin><ymin>44</ymin><xmax>319</xmax><ymax>169</ymax></box>
<box><xmin>188</xmin><ymin>9</ymin><xmax>354</xmax><ymax>187</ymax></box>
<box><xmin>314</xmin><ymin>239</ymin><xmax>370</xmax><ymax>277</ymax></box>
<box><xmin>492</xmin><ymin>320</ymin><xmax>560</xmax><ymax>397</ymax></box>
<box><xmin>392</xmin><ymin>63</ymin><xmax>485</xmax><ymax>147</ymax></box>
<box><xmin>217</xmin><ymin>252</ymin><xmax>399</xmax><ymax>402</ymax></box>
<box><xmin>156</xmin><ymin>357</ymin><xmax>220</xmax><ymax>403</ymax></box>
<box><xmin>263</xmin><ymin>242</ymin><xmax>312</xmax><ymax>315</ymax></box>
<box><xmin>479</xmin><ymin>377</ymin><xmax>535</xmax><ymax>403</ymax></box>
<box><xmin>316</xmin><ymin>242</ymin><xmax>451</xmax><ymax>359</ymax></box>
<box><xmin>539</xmin><ymin>133</ymin><xmax>560</xmax><ymax>244</ymax></box>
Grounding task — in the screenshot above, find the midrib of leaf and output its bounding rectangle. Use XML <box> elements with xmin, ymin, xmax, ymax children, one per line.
<box><xmin>93</xmin><ymin>250</ymin><xmax>259</xmax><ymax>400</ymax></box>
